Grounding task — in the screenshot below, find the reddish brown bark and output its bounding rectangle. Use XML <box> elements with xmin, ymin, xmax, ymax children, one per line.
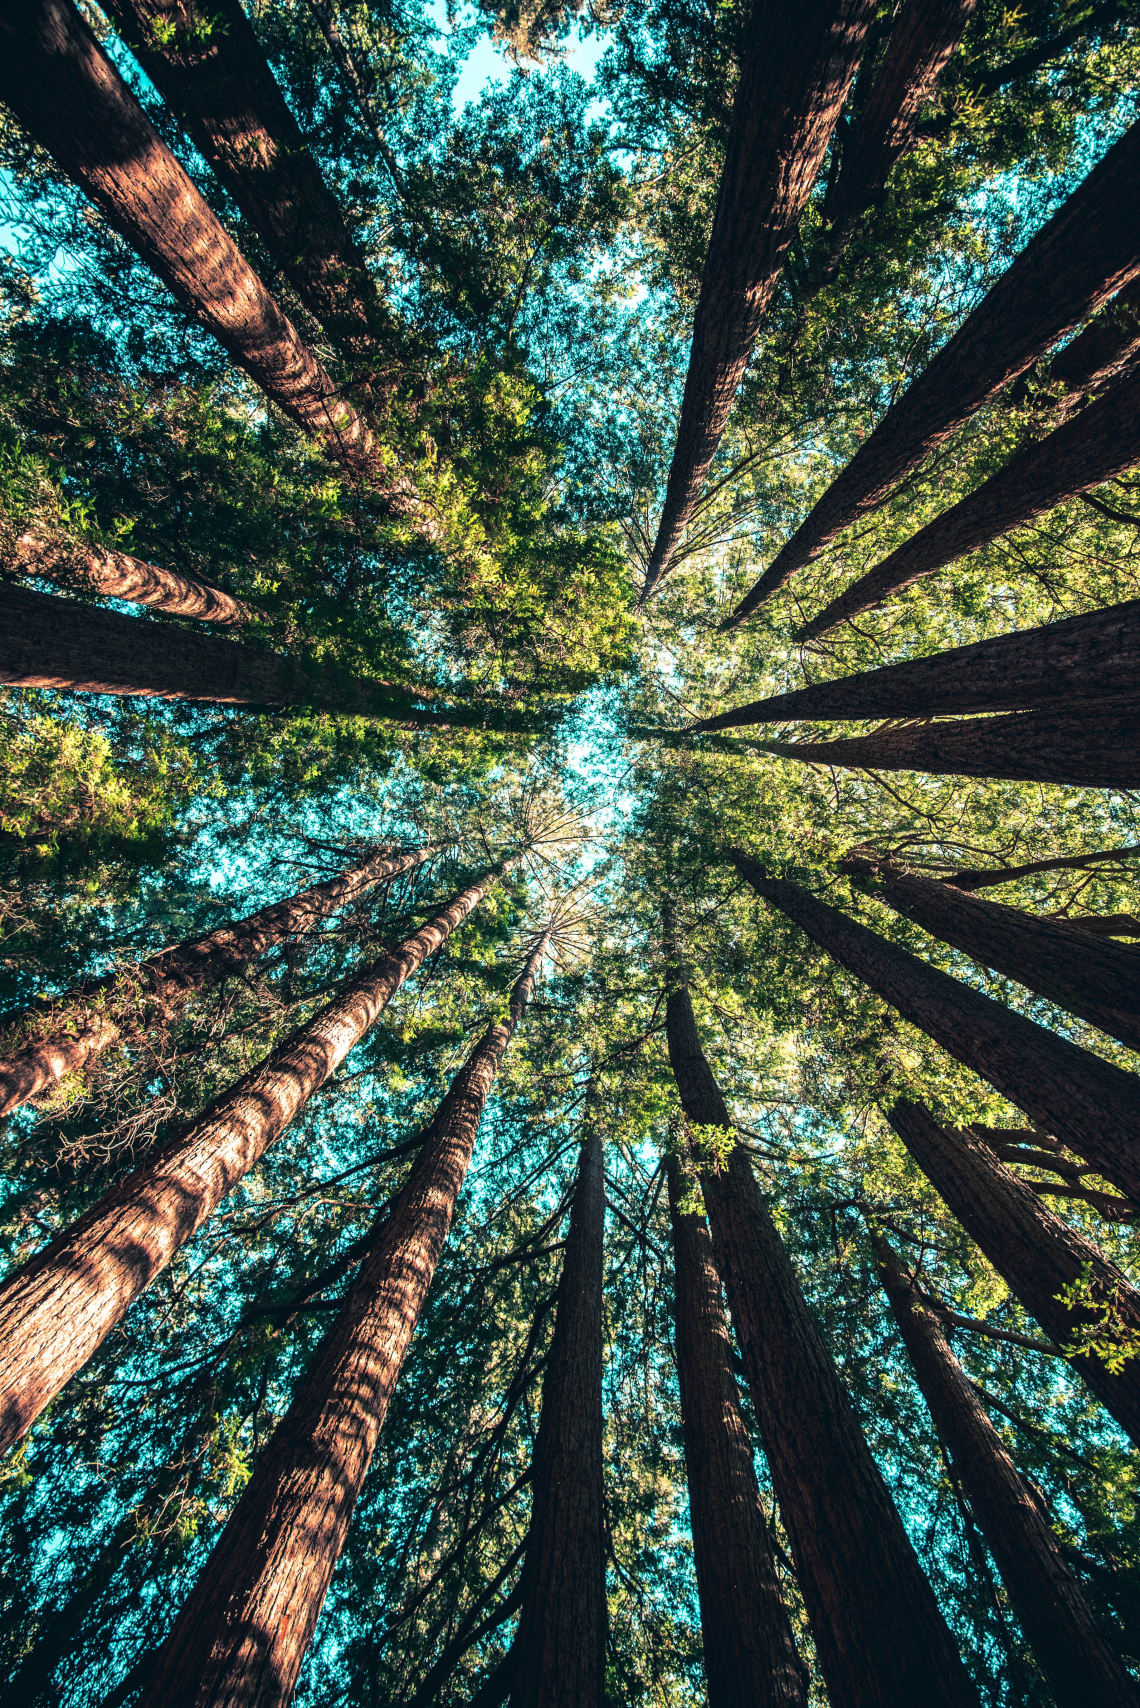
<box><xmin>665</xmin><ymin>1154</ymin><xmax>806</xmax><ymax>1708</ymax></box>
<box><xmin>508</xmin><ymin>1126</ymin><xmax>608</xmax><ymax>1708</ymax></box>
<box><xmin>871</xmin><ymin>1228</ymin><xmax>1140</xmax><ymax>1707</ymax></box>
<box><xmin>665</xmin><ymin>971</ymin><xmax>977</xmax><ymax>1708</ymax></box>
<box><xmin>725</xmin><ymin>119</ymin><xmax>1140</xmax><ymax>625</ymax></box>
<box><xmin>0</xmin><ymin>868</ymin><xmax>502</xmax><ymax>1456</ymax></box>
<box><xmin>0</xmin><ymin>842</ymin><xmax>433</xmax><ymax>1117</ymax></box>
<box><xmin>799</xmin><ymin>360</ymin><xmax>1140</xmax><ymax>639</ymax></box>
<box><xmin>1027</xmin><ymin>274</ymin><xmax>1140</xmax><ymax>409</ymax></box>
<box><xmin>139</xmin><ymin>934</ymin><xmax>548</xmax><ymax>1708</ymax></box>
<box><xmin>761</xmin><ymin>701</ymin><xmax>1140</xmax><ymax>788</ymax></box>
<box><xmin>641</xmin><ymin>0</ymin><xmax>875</xmax><ymax>596</ymax></box>
<box><xmin>10</xmin><ymin>524</ymin><xmax>255</xmax><ymax>625</ymax></box>
<box><xmin>888</xmin><ymin>1100</ymin><xmax>1140</xmax><ymax>1443</ymax></box>
<box><xmin>943</xmin><ymin>844</ymin><xmax>1140</xmax><ymax>892</ymax></box>
<box><xmin>0</xmin><ymin>0</ymin><xmax>375</xmax><ymax>473</ymax></box>
<box><xmin>732</xmin><ymin>859</ymin><xmax>1140</xmax><ymax>1201</ymax></box>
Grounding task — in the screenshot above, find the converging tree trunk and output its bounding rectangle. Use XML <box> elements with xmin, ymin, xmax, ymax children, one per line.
<box><xmin>1013</xmin><ymin>274</ymin><xmax>1140</xmax><ymax>411</ymax></box>
<box><xmin>0</xmin><ymin>866</ymin><xmax>504</xmax><ymax>1456</ymax></box>
<box><xmin>799</xmin><ymin>360</ymin><xmax>1140</xmax><ymax>639</ymax></box>
<box><xmin>0</xmin><ymin>841</ymin><xmax>434</xmax><ymax>1117</ymax></box>
<box><xmin>731</xmin><ymin>858</ymin><xmax>1140</xmax><ymax>1201</ymax></box>
<box><xmin>0</xmin><ymin>0</ymin><xmax>376</xmax><ymax>473</ymax></box>
<box><xmin>665</xmin><ymin>1154</ymin><xmax>806</xmax><ymax>1708</ymax></box>
<box><xmin>724</xmin><ymin>119</ymin><xmax>1140</xmax><ymax>624</ymax></box>
<box><xmin>664</xmin><ymin>962</ymin><xmax>978</xmax><ymax>1708</ymax></box>
<box><xmin>871</xmin><ymin>1227</ymin><xmax>1140</xmax><ymax>1707</ymax></box>
<box><xmin>887</xmin><ymin>1101</ymin><xmax>1140</xmax><ymax>1443</ymax></box>
<box><xmin>640</xmin><ymin>0</ymin><xmax>875</xmax><ymax>596</ymax></box>
<box><xmin>508</xmin><ymin>1125</ymin><xmax>608</xmax><ymax>1708</ymax></box>
<box><xmin>139</xmin><ymin>932</ymin><xmax>550</xmax><ymax>1708</ymax></box>
<box><xmin>9</xmin><ymin>524</ymin><xmax>255</xmax><ymax>625</ymax></box>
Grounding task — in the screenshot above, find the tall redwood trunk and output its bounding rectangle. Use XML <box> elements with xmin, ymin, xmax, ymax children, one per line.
<box><xmin>138</xmin><ymin>935</ymin><xmax>549</xmax><ymax>1708</ymax></box>
<box><xmin>664</xmin><ymin>971</ymin><xmax>978</xmax><ymax>1708</ymax></box>
<box><xmin>887</xmin><ymin>1100</ymin><xmax>1140</xmax><ymax>1443</ymax></box>
<box><xmin>508</xmin><ymin>1127</ymin><xmax>608</xmax><ymax>1708</ymax></box>
<box><xmin>761</xmin><ymin>702</ymin><xmax>1140</xmax><ymax>788</ymax></box>
<box><xmin>640</xmin><ymin>0</ymin><xmax>874</xmax><ymax>595</ymax></box>
<box><xmin>0</xmin><ymin>842</ymin><xmax>434</xmax><ymax>1117</ymax></box>
<box><xmin>0</xmin><ymin>0</ymin><xmax>375</xmax><ymax>474</ymax></box>
<box><xmin>724</xmin><ymin>119</ymin><xmax>1140</xmax><ymax>624</ymax></box>
<box><xmin>0</xmin><ymin>867</ymin><xmax>503</xmax><ymax>1456</ymax></box>
<box><xmin>731</xmin><ymin>858</ymin><xmax>1140</xmax><ymax>1201</ymax></box>
<box><xmin>871</xmin><ymin>1228</ymin><xmax>1140</xmax><ymax>1707</ymax></box>
<box><xmin>799</xmin><ymin>360</ymin><xmax>1140</xmax><ymax>639</ymax></box>
<box><xmin>665</xmin><ymin>1154</ymin><xmax>806</xmax><ymax>1708</ymax></box>
<box><xmin>695</xmin><ymin>597</ymin><xmax>1140</xmax><ymax>729</ymax></box>
<box><xmin>11</xmin><ymin>524</ymin><xmax>255</xmax><ymax>625</ymax></box>
<box><xmin>1015</xmin><ymin>274</ymin><xmax>1140</xmax><ymax>410</ymax></box>
<box><xmin>943</xmin><ymin>844</ymin><xmax>1140</xmax><ymax>892</ymax></box>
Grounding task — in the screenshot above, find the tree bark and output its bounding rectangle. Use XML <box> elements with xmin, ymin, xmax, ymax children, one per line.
<box><xmin>799</xmin><ymin>360</ymin><xmax>1140</xmax><ymax>639</ymax></box>
<box><xmin>508</xmin><ymin>1126</ymin><xmax>608</xmax><ymax>1708</ymax></box>
<box><xmin>871</xmin><ymin>1227</ymin><xmax>1140</xmax><ymax>1707</ymax></box>
<box><xmin>640</xmin><ymin>0</ymin><xmax>875</xmax><ymax>596</ymax></box>
<box><xmin>731</xmin><ymin>858</ymin><xmax>1140</xmax><ymax>1201</ymax></box>
<box><xmin>0</xmin><ymin>842</ymin><xmax>434</xmax><ymax>1117</ymax></box>
<box><xmin>724</xmin><ymin>118</ymin><xmax>1140</xmax><ymax>624</ymax></box>
<box><xmin>664</xmin><ymin>969</ymin><xmax>978</xmax><ymax>1708</ymax></box>
<box><xmin>0</xmin><ymin>0</ymin><xmax>375</xmax><ymax>474</ymax></box>
<box><xmin>138</xmin><ymin>934</ymin><xmax>548</xmax><ymax>1708</ymax></box>
<box><xmin>942</xmin><ymin>844</ymin><xmax>1140</xmax><ymax>891</ymax></box>
<box><xmin>761</xmin><ymin>701</ymin><xmax>1140</xmax><ymax>788</ymax></box>
<box><xmin>887</xmin><ymin>1100</ymin><xmax>1140</xmax><ymax>1444</ymax></box>
<box><xmin>0</xmin><ymin>867</ymin><xmax>503</xmax><ymax>1456</ymax></box>
<box><xmin>665</xmin><ymin>1154</ymin><xmax>806</xmax><ymax>1708</ymax></box>
<box><xmin>9</xmin><ymin>524</ymin><xmax>255</xmax><ymax>625</ymax></box>
<box><xmin>1020</xmin><ymin>274</ymin><xmax>1140</xmax><ymax>411</ymax></box>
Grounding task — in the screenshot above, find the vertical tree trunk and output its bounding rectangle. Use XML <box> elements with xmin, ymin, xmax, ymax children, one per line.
<box><xmin>0</xmin><ymin>867</ymin><xmax>503</xmax><ymax>1456</ymax></box>
<box><xmin>724</xmin><ymin>119</ymin><xmax>1140</xmax><ymax>624</ymax></box>
<box><xmin>760</xmin><ymin>701</ymin><xmax>1140</xmax><ymax>788</ymax></box>
<box><xmin>871</xmin><ymin>1228</ymin><xmax>1139</xmax><ymax>1707</ymax></box>
<box><xmin>799</xmin><ymin>360</ymin><xmax>1140</xmax><ymax>639</ymax></box>
<box><xmin>508</xmin><ymin>1126</ymin><xmax>608</xmax><ymax>1708</ymax></box>
<box><xmin>138</xmin><ymin>934</ymin><xmax>549</xmax><ymax>1708</ymax></box>
<box><xmin>0</xmin><ymin>0</ymin><xmax>375</xmax><ymax>474</ymax></box>
<box><xmin>641</xmin><ymin>0</ymin><xmax>875</xmax><ymax>595</ymax></box>
<box><xmin>665</xmin><ymin>1154</ymin><xmax>806</xmax><ymax>1708</ymax></box>
<box><xmin>887</xmin><ymin>1100</ymin><xmax>1140</xmax><ymax>1443</ymax></box>
<box><xmin>731</xmin><ymin>859</ymin><xmax>1140</xmax><ymax>1201</ymax></box>
<box><xmin>10</xmin><ymin>524</ymin><xmax>255</xmax><ymax>625</ymax></box>
<box><xmin>0</xmin><ymin>842</ymin><xmax>434</xmax><ymax>1117</ymax></box>
<box><xmin>664</xmin><ymin>969</ymin><xmax>978</xmax><ymax>1708</ymax></box>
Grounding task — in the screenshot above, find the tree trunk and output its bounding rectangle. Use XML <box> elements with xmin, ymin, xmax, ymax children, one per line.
<box><xmin>724</xmin><ymin>118</ymin><xmax>1140</xmax><ymax>624</ymax></box>
<box><xmin>665</xmin><ymin>1154</ymin><xmax>806</xmax><ymax>1708</ymax></box>
<box><xmin>640</xmin><ymin>0</ymin><xmax>875</xmax><ymax>596</ymax></box>
<box><xmin>887</xmin><ymin>1100</ymin><xmax>1140</xmax><ymax>1444</ymax></box>
<box><xmin>10</xmin><ymin>524</ymin><xmax>255</xmax><ymax>625</ymax></box>
<box><xmin>138</xmin><ymin>935</ymin><xmax>548</xmax><ymax>1708</ymax></box>
<box><xmin>508</xmin><ymin>1127</ymin><xmax>608</xmax><ymax>1708</ymax></box>
<box><xmin>0</xmin><ymin>0</ymin><xmax>375</xmax><ymax>474</ymax></box>
<box><xmin>664</xmin><ymin>972</ymin><xmax>978</xmax><ymax>1708</ymax></box>
<box><xmin>1026</xmin><ymin>274</ymin><xmax>1140</xmax><ymax>409</ymax></box>
<box><xmin>859</xmin><ymin>862</ymin><xmax>1140</xmax><ymax>1050</ymax></box>
<box><xmin>942</xmin><ymin>844</ymin><xmax>1140</xmax><ymax>892</ymax></box>
<box><xmin>799</xmin><ymin>360</ymin><xmax>1140</xmax><ymax>639</ymax></box>
<box><xmin>761</xmin><ymin>701</ymin><xmax>1140</xmax><ymax>788</ymax></box>
<box><xmin>0</xmin><ymin>842</ymin><xmax>434</xmax><ymax>1117</ymax></box>
<box><xmin>871</xmin><ymin>1228</ymin><xmax>1139</xmax><ymax>1707</ymax></box>
<box><xmin>695</xmin><ymin>597</ymin><xmax>1140</xmax><ymax>728</ymax></box>
<box><xmin>0</xmin><ymin>867</ymin><xmax>502</xmax><ymax>1456</ymax></box>
<box><xmin>731</xmin><ymin>858</ymin><xmax>1140</xmax><ymax>1201</ymax></box>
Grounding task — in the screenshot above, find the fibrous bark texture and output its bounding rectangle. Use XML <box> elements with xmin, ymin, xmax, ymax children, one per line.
<box><xmin>1026</xmin><ymin>273</ymin><xmax>1140</xmax><ymax>409</ymax></box>
<box><xmin>888</xmin><ymin>1101</ymin><xmax>1140</xmax><ymax>1443</ymax></box>
<box><xmin>725</xmin><ymin>118</ymin><xmax>1140</xmax><ymax>624</ymax></box>
<box><xmin>0</xmin><ymin>842</ymin><xmax>432</xmax><ymax>1117</ymax></box>
<box><xmin>732</xmin><ymin>859</ymin><xmax>1140</xmax><ymax>1201</ymax></box>
<box><xmin>9</xmin><ymin>524</ymin><xmax>255</xmax><ymax>624</ymax></box>
<box><xmin>139</xmin><ymin>935</ymin><xmax>548</xmax><ymax>1708</ymax></box>
<box><xmin>0</xmin><ymin>869</ymin><xmax>501</xmax><ymax>1456</ymax></box>
<box><xmin>509</xmin><ymin>1127</ymin><xmax>608</xmax><ymax>1708</ymax></box>
<box><xmin>872</xmin><ymin>1228</ymin><xmax>1140</xmax><ymax>1708</ymax></box>
<box><xmin>666</xmin><ymin>1155</ymin><xmax>806</xmax><ymax>1708</ymax></box>
<box><xmin>641</xmin><ymin>0</ymin><xmax>875</xmax><ymax>595</ymax></box>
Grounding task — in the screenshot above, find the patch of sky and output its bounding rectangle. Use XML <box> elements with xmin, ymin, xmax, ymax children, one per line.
<box><xmin>430</xmin><ymin>0</ymin><xmax>609</xmax><ymax>115</ymax></box>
